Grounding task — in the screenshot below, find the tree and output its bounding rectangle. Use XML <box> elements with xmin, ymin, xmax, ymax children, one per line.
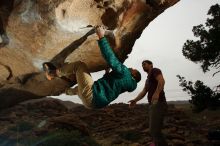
<box><xmin>178</xmin><ymin>4</ymin><xmax>220</xmax><ymax>112</ymax></box>
<box><xmin>182</xmin><ymin>4</ymin><xmax>220</xmax><ymax>76</ymax></box>
<box><xmin>177</xmin><ymin>75</ymin><xmax>220</xmax><ymax>112</ymax></box>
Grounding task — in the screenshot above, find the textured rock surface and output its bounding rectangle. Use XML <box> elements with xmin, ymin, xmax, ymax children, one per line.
<box><xmin>0</xmin><ymin>0</ymin><xmax>179</xmax><ymax>109</ymax></box>
<box><xmin>0</xmin><ymin>99</ymin><xmax>219</xmax><ymax>146</ymax></box>
<box><xmin>0</xmin><ymin>0</ymin><xmax>179</xmax><ymax>77</ymax></box>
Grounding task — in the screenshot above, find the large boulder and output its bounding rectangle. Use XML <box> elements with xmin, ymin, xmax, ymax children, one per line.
<box><xmin>0</xmin><ymin>0</ymin><xmax>179</xmax><ymax>109</ymax></box>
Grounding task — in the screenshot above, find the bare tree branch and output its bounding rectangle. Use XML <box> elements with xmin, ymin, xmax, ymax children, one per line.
<box><xmin>213</xmin><ymin>70</ymin><xmax>220</xmax><ymax>77</ymax></box>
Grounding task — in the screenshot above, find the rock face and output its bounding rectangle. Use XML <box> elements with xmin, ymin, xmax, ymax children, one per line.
<box><xmin>0</xmin><ymin>99</ymin><xmax>219</xmax><ymax>146</ymax></box>
<box><xmin>0</xmin><ymin>0</ymin><xmax>179</xmax><ymax>76</ymax></box>
<box><xmin>0</xmin><ymin>0</ymin><xmax>179</xmax><ymax>109</ymax></box>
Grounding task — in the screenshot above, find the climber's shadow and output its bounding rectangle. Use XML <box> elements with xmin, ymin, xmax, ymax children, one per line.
<box><xmin>0</xmin><ymin>87</ymin><xmax>43</xmax><ymax>110</ymax></box>
<box><xmin>0</xmin><ymin>0</ymin><xmax>15</xmax><ymax>48</ymax></box>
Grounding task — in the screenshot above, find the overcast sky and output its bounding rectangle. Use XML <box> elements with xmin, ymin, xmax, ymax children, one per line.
<box><xmin>54</xmin><ymin>0</ymin><xmax>220</xmax><ymax>104</ymax></box>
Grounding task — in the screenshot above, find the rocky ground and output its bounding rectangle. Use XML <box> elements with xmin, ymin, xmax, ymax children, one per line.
<box><xmin>0</xmin><ymin>98</ymin><xmax>219</xmax><ymax>146</ymax></box>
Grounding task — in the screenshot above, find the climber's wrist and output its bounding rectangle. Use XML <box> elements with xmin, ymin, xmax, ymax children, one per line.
<box><xmin>98</xmin><ymin>34</ymin><xmax>105</xmax><ymax>39</ymax></box>
<box><xmin>95</xmin><ymin>26</ymin><xmax>105</xmax><ymax>39</ymax></box>
<box><xmin>97</xmin><ymin>31</ymin><xmax>105</xmax><ymax>39</ymax></box>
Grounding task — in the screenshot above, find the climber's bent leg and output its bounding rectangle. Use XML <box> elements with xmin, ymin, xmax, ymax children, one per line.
<box><xmin>61</xmin><ymin>61</ymin><xmax>94</xmax><ymax>108</ymax></box>
<box><xmin>75</xmin><ymin>61</ymin><xmax>94</xmax><ymax>109</ymax></box>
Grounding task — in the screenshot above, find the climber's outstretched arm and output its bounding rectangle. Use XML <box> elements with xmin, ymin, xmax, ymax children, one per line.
<box><xmin>96</xmin><ymin>26</ymin><xmax>125</xmax><ymax>74</ymax></box>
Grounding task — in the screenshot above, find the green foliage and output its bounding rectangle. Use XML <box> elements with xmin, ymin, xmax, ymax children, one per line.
<box><xmin>8</xmin><ymin>122</ymin><xmax>99</xmax><ymax>146</ymax></box>
<box><xmin>182</xmin><ymin>4</ymin><xmax>220</xmax><ymax>74</ymax></box>
<box><xmin>119</xmin><ymin>130</ymin><xmax>142</xmax><ymax>142</ymax></box>
<box><xmin>179</xmin><ymin>4</ymin><xmax>220</xmax><ymax>112</ymax></box>
<box><xmin>30</xmin><ymin>129</ymin><xmax>100</xmax><ymax>146</ymax></box>
<box><xmin>9</xmin><ymin>121</ymin><xmax>34</xmax><ymax>132</ymax></box>
<box><xmin>177</xmin><ymin>75</ymin><xmax>220</xmax><ymax>112</ymax></box>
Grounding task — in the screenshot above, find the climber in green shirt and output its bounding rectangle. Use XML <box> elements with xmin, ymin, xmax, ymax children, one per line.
<box><xmin>43</xmin><ymin>26</ymin><xmax>141</xmax><ymax>109</ymax></box>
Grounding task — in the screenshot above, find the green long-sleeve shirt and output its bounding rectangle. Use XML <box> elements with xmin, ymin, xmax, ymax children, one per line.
<box><xmin>92</xmin><ymin>37</ymin><xmax>137</xmax><ymax>108</ymax></box>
